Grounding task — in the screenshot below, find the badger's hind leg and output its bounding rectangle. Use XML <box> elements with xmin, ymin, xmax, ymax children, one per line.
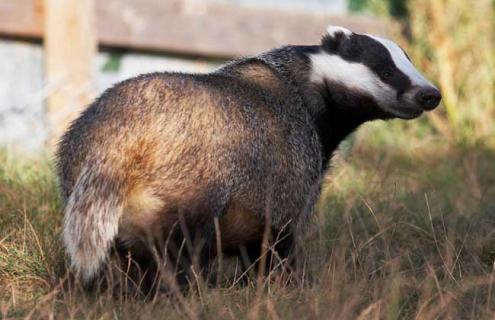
<box><xmin>112</xmin><ymin>238</ymin><xmax>159</xmax><ymax>297</ymax></box>
<box><xmin>111</xmin><ymin>189</ymin><xmax>167</xmax><ymax>296</ymax></box>
<box><xmin>117</xmin><ymin>188</ymin><xmax>226</xmax><ymax>294</ymax></box>
<box><xmin>164</xmin><ymin>210</ymin><xmax>217</xmax><ymax>289</ymax></box>
<box><xmin>218</xmin><ymin>204</ymin><xmax>297</xmax><ymax>285</ymax></box>
<box><xmin>241</xmin><ymin>229</ymin><xmax>296</xmax><ymax>280</ymax></box>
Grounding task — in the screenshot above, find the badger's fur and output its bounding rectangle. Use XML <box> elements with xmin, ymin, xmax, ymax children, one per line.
<box><xmin>57</xmin><ymin>25</ymin><xmax>441</xmax><ymax>289</ymax></box>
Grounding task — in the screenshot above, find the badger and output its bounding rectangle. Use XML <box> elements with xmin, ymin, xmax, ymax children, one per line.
<box><xmin>57</xmin><ymin>25</ymin><xmax>441</xmax><ymax>291</ymax></box>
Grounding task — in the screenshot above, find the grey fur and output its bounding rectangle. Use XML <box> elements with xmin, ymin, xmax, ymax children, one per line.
<box><xmin>57</xmin><ymin>32</ymin><xmax>439</xmax><ymax>283</ymax></box>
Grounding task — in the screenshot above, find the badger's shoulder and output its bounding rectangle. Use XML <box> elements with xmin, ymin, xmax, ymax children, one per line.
<box><xmin>214</xmin><ymin>57</ymin><xmax>289</xmax><ymax>95</ymax></box>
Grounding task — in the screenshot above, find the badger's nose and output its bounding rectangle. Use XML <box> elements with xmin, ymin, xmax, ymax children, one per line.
<box><xmin>415</xmin><ymin>87</ymin><xmax>442</xmax><ymax>110</ymax></box>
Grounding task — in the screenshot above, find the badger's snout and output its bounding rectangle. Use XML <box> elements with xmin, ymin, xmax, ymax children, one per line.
<box><xmin>415</xmin><ymin>86</ymin><xmax>442</xmax><ymax>110</ymax></box>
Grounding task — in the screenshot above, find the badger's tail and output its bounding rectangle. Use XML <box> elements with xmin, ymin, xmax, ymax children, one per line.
<box><xmin>62</xmin><ymin>163</ymin><xmax>126</xmax><ymax>283</ymax></box>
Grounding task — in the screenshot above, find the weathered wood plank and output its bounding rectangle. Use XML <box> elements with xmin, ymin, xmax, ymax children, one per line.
<box><xmin>0</xmin><ymin>0</ymin><xmax>387</xmax><ymax>57</ymax></box>
<box><xmin>0</xmin><ymin>0</ymin><xmax>44</xmax><ymax>38</ymax></box>
<box><xmin>44</xmin><ymin>0</ymin><xmax>97</xmax><ymax>147</ymax></box>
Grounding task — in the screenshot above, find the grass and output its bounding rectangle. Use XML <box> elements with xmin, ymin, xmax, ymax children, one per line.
<box><xmin>1</xmin><ymin>134</ymin><xmax>494</xmax><ymax>319</ymax></box>
<box><xmin>1</xmin><ymin>0</ymin><xmax>494</xmax><ymax>318</ymax></box>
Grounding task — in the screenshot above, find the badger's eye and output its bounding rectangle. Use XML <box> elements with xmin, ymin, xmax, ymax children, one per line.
<box><xmin>381</xmin><ymin>70</ymin><xmax>393</xmax><ymax>79</ymax></box>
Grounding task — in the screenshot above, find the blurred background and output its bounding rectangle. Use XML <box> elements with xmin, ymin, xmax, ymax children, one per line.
<box><xmin>1</xmin><ymin>0</ymin><xmax>492</xmax><ymax>153</ymax></box>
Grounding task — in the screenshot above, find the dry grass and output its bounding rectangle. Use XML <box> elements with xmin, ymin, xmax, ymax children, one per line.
<box><xmin>408</xmin><ymin>0</ymin><xmax>495</xmax><ymax>144</ymax></box>
<box><xmin>1</xmin><ymin>139</ymin><xmax>494</xmax><ymax>319</ymax></box>
<box><xmin>1</xmin><ymin>0</ymin><xmax>494</xmax><ymax>318</ymax></box>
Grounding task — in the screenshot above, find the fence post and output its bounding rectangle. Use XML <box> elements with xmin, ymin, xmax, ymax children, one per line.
<box><xmin>44</xmin><ymin>0</ymin><xmax>96</xmax><ymax>148</ymax></box>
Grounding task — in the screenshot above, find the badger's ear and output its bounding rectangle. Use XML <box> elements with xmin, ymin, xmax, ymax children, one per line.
<box><xmin>327</xmin><ymin>25</ymin><xmax>352</xmax><ymax>37</ymax></box>
<box><xmin>322</xmin><ymin>25</ymin><xmax>352</xmax><ymax>53</ymax></box>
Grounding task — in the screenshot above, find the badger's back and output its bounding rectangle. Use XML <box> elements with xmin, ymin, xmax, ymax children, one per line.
<box><xmin>59</xmin><ymin>72</ymin><xmax>271</xmax><ymax>197</ymax></box>
<box><xmin>56</xmin><ymin>66</ymin><xmax>320</xmax><ymax>281</ymax></box>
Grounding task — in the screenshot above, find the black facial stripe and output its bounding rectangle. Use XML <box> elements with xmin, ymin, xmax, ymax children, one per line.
<box><xmin>321</xmin><ymin>33</ymin><xmax>412</xmax><ymax>97</ymax></box>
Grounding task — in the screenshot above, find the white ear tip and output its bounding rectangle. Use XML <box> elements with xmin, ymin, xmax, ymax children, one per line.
<box><xmin>327</xmin><ymin>25</ymin><xmax>352</xmax><ymax>37</ymax></box>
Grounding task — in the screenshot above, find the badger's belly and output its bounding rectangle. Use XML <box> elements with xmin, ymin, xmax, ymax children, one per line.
<box><xmin>219</xmin><ymin>202</ymin><xmax>264</xmax><ymax>251</ymax></box>
<box><xmin>117</xmin><ymin>188</ymin><xmax>264</xmax><ymax>253</ymax></box>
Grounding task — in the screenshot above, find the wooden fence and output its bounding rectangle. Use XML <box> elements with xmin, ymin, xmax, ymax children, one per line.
<box><xmin>0</xmin><ymin>0</ymin><xmax>386</xmax><ymax>147</ymax></box>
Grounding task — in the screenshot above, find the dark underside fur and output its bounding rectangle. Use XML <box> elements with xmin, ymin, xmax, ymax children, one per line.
<box><xmin>57</xmin><ymin>44</ymin><xmax>387</xmax><ymax>293</ymax></box>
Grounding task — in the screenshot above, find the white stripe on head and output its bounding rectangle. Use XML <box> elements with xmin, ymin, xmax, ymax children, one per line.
<box><xmin>327</xmin><ymin>25</ymin><xmax>352</xmax><ymax>37</ymax></box>
<box><xmin>309</xmin><ymin>53</ymin><xmax>394</xmax><ymax>105</ymax></box>
<box><xmin>367</xmin><ymin>35</ymin><xmax>434</xmax><ymax>87</ymax></box>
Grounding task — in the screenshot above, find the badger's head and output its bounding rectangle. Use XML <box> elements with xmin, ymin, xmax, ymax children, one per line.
<box><xmin>309</xmin><ymin>25</ymin><xmax>441</xmax><ymax>119</ymax></box>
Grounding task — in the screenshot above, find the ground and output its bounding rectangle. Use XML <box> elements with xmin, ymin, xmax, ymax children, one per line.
<box><xmin>1</xmin><ymin>120</ymin><xmax>494</xmax><ymax>319</ymax></box>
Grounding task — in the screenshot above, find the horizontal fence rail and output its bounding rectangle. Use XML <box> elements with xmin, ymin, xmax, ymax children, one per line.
<box><xmin>0</xmin><ymin>0</ymin><xmax>386</xmax><ymax>58</ymax></box>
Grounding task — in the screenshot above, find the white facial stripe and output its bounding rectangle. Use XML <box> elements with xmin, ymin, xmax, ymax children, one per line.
<box><xmin>309</xmin><ymin>52</ymin><xmax>394</xmax><ymax>104</ymax></box>
<box><xmin>327</xmin><ymin>25</ymin><xmax>352</xmax><ymax>37</ymax></box>
<box><xmin>367</xmin><ymin>35</ymin><xmax>434</xmax><ymax>87</ymax></box>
